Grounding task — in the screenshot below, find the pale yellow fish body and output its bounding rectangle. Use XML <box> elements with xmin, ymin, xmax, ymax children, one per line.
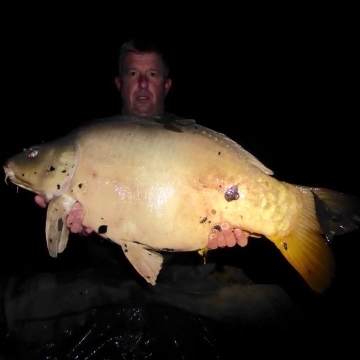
<box><xmin>4</xmin><ymin>115</ymin><xmax>360</xmax><ymax>294</ymax></box>
<box><xmin>72</xmin><ymin>118</ymin><xmax>297</xmax><ymax>248</ymax></box>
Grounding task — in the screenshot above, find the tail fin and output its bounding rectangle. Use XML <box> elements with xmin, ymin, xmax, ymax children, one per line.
<box><xmin>311</xmin><ymin>188</ymin><xmax>360</xmax><ymax>243</ymax></box>
<box><xmin>268</xmin><ymin>187</ymin><xmax>360</xmax><ymax>294</ymax></box>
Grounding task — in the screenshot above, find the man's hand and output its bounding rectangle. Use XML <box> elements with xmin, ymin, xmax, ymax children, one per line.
<box><xmin>208</xmin><ymin>222</ymin><xmax>248</xmax><ymax>249</ymax></box>
<box><xmin>66</xmin><ymin>202</ymin><xmax>93</xmax><ymax>234</ymax></box>
<box><xmin>34</xmin><ymin>195</ymin><xmax>94</xmax><ymax>235</ymax></box>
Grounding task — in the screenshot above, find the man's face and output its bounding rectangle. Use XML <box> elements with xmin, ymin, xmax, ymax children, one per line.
<box><xmin>115</xmin><ymin>51</ymin><xmax>172</xmax><ymax>117</ymax></box>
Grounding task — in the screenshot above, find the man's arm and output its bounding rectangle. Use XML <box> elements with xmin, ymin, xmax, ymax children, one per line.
<box><xmin>34</xmin><ymin>195</ymin><xmax>248</xmax><ymax>246</ymax></box>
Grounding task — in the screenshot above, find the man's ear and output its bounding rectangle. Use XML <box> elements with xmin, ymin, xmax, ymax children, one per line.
<box><xmin>164</xmin><ymin>78</ymin><xmax>172</xmax><ymax>95</ymax></box>
<box><xmin>115</xmin><ymin>76</ymin><xmax>121</xmax><ymax>90</ymax></box>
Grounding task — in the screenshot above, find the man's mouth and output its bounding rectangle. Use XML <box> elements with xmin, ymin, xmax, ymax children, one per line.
<box><xmin>137</xmin><ymin>96</ymin><xmax>149</xmax><ymax>101</ymax></box>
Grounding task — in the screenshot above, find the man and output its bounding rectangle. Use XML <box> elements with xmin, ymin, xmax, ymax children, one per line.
<box><xmin>35</xmin><ymin>37</ymin><xmax>248</xmax><ymax>250</ymax></box>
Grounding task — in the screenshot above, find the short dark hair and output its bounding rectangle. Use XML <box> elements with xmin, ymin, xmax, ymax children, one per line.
<box><xmin>118</xmin><ymin>37</ymin><xmax>170</xmax><ymax>77</ymax></box>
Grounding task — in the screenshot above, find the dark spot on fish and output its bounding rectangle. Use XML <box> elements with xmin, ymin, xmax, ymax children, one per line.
<box><xmin>92</xmin><ymin>173</ymin><xmax>97</xmax><ymax>178</ymax></box>
<box><xmin>200</xmin><ymin>217</ymin><xmax>207</xmax><ymax>223</ymax></box>
<box><xmin>72</xmin><ymin>164</ymin><xmax>75</xmax><ymax>168</ymax></box>
<box><xmin>49</xmin><ymin>166</ymin><xmax>55</xmax><ymax>171</ymax></box>
<box><xmin>194</xmin><ymin>126</ymin><xmax>199</xmax><ymax>130</ymax></box>
<box><xmin>98</xmin><ymin>225</ymin><xmax>107</xmax><ymax>234</ymax></box>
<box><xmin>62</xmin><ymin>170</ymin><xmax>66</xmax><ymax>173</ymax></box>
<box><xmin>208</xmin><ymin>220</ymin><xmax>212</xmax><ymax>223</ymax></box>
<box><xmin>212</xmin><ymin>209</ymin><xmax>216</xmax><ymax>215</ymax></box>
<box><xmin>213</xmin><ymin>225</ymin><xmax>222</xmax><ymax>232</ymax></box>
<box><xmin>164</xmin><ymin>124</ymin><xmax>183</xmax><ymax>133</ymax></box>
<box><xmin>57</xmin><ymin>184</ymin><xmax>60</xmax><ymax>190</ymax></box>
<box><xmin>34</xmin><ymin>172</ymin><xmax>37</xmax><ymax>174</ymax></box>
<box><xmin>78</xmin><ymin>183</ymin><xmax>83</xmax><ymax>189</ymax></box>
<box><xmin>49</xmin><ymin>238</ymin><xmax>52</xmax><ymax>243</ymax></box>
<box><xmin>101</xmin><ymin>217</ymin><xmax>104</xmax><ymax>220</ymax></box>
<box><xmin>125</xmin><ymin>244</ymin><xmax>127</xmax><ymax>248</ymax></box>
<box><xmin>124</xmin><ymin>249</ymin><xmax>128</xmax><ymax>252</ymax></box>
<box><xmin>224</xmin><ymin>184</ymin><xmax>240</xmax><ymax>202</ymax></box>
<box><xmin>283</xmin><ymin>242</ymin><xmax>288</xmax><ymax>250</ymax></box>
<box><xmin>22</xmin><ymin>174</ymin><xmax>24</xmax><ymax>177</ymax></box>
<box><xmin>71</xmin><ymin>190</ymin><xmax>73</xmax><ymax>192</ymax></box>
<box><xmin>58</xmin><ymin>218</ymin><xmax>63</xmax><ymax>231</ymax></box>
<box><xmin>133</xmin><ymin>241</ymin><xmax>141</xmax><ymax>244</ymax></box>
<box><xmin>162</xmin><ymin>248</ymin><xmax>174</xmax><ymax>252</ymax></box>
<box><xmin>218</xmin><ymin>152</ymin><xmax>221</xmax><ymax>155</ymax></box>
<box><xmin>146</xmin><ymin>276</ymin><xmax>151</xmax><ymax>279</ymax></box>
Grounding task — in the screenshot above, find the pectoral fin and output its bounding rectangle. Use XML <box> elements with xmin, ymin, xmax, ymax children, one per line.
<box><xmin>119</xmin><ymin>241</ymin><xmax>163</xmax><ymax>285</ymax></box>
<box><xmin>45</xmin><ymin>195</ymin><xmax>77</xmax><ymax>257</ymax></box>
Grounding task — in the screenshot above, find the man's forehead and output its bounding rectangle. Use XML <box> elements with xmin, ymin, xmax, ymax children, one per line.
<box><xmin>123</xmin><ymin>51</ymin><xmax>165</xmax><ymax>70</ymax></box>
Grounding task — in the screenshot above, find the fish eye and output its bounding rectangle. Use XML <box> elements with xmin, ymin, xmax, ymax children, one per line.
<box><xmin>28</xmin><ymin>148</ymin><xmax>38</xmax><ymax>158</ymax></box>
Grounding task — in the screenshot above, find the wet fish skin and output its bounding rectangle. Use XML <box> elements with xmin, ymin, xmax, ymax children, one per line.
<box><xmin>3</xmin><ymin>115</ymin><xmax>360</xmax><ymax>294</ymax></box>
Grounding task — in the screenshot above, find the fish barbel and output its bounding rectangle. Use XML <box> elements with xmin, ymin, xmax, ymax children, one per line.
<box><xmin>3</xmin><ymin>115</ymin><xmax>360</xmax><ymax>293</ymax></box>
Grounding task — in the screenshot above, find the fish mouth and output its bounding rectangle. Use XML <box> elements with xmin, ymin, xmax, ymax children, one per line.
<box><xmin>3</xmin><ymin>165</ymin><xmax>34</xmax><ymax>191</ymax></box>
<box><xmin>3</xmin><ymin>165</ymin><xmax>14</xmax><ymax>185</ymax></box>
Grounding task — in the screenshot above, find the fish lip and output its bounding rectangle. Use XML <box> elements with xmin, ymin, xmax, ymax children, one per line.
<box><xmin>3</xmin><ymin>166</ymin><xmax>32</xmax><ymax>191</ymax></box>
<box><xmin>3</xmin><ymin>166</ymin><xmax>14</xmax><ymax>185</ymax></box>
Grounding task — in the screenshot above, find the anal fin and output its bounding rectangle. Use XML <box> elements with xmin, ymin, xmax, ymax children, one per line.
<box><xmin>119</xmin><ymin>241</ymin><xmax>163</xmax><ymax>285</ymax></box>
<box><xmin>45</xmin><ymin>195</ymin><xmax>77</xmax><ymax>257</ymax></box>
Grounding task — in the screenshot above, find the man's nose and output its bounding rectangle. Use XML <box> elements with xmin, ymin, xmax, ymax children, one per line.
<box><xmin>138</xmin><ymin>75</ymin><xmax>149</xmax><ymax>88</ymax></box>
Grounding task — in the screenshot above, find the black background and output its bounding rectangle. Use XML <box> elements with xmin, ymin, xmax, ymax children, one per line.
<box><xmin>1</xmin><ymin>6</ymin><xmax>358</xmax><ymax>306</ymax></box>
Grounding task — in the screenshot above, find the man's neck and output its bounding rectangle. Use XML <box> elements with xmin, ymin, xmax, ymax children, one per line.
<box><xmin>121</xmin><ymin>106</ymin><xmax>164</xmax><ymax>119</ymax></box>
<box><xmin>120</xmin><ymin>106</ymin><xmax>185</xmax><ymax>123</ymax></box>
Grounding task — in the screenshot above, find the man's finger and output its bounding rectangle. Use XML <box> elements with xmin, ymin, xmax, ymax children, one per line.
<box><xmin>221</xmin><ymin>222</ymin><xmax>236</xmax><ymax>247</ymax></box>
<box><xmin>234</xmin><ymin>228</ymin><xmax>248</xmax><ymax>247</ymax></box>
<box><xmin>34</xmin><ymin>195</ymin><xmax>47</xmax><ymax>208</ymax></box>
<box><xmin>208</xmin><ymin>233</ymin><xmax>219</xmax><ymax>249</ymax></box>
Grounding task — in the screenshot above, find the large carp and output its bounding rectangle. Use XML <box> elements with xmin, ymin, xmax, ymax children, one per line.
<box><xmin>3</xmin><ymin>115</ymin><xmax>360</xmax><ymax>294</ymax></box>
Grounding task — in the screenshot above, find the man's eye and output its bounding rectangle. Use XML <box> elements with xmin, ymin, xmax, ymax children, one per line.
<box><xmin>149</xmin><ymin>72</ymin><xmax>157</xmax><ymax>77</ymax></box>
<box><xmin>129</xmin><ymin>71</ymin><xmax>137</xmax><ymax>76</ymax></box>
